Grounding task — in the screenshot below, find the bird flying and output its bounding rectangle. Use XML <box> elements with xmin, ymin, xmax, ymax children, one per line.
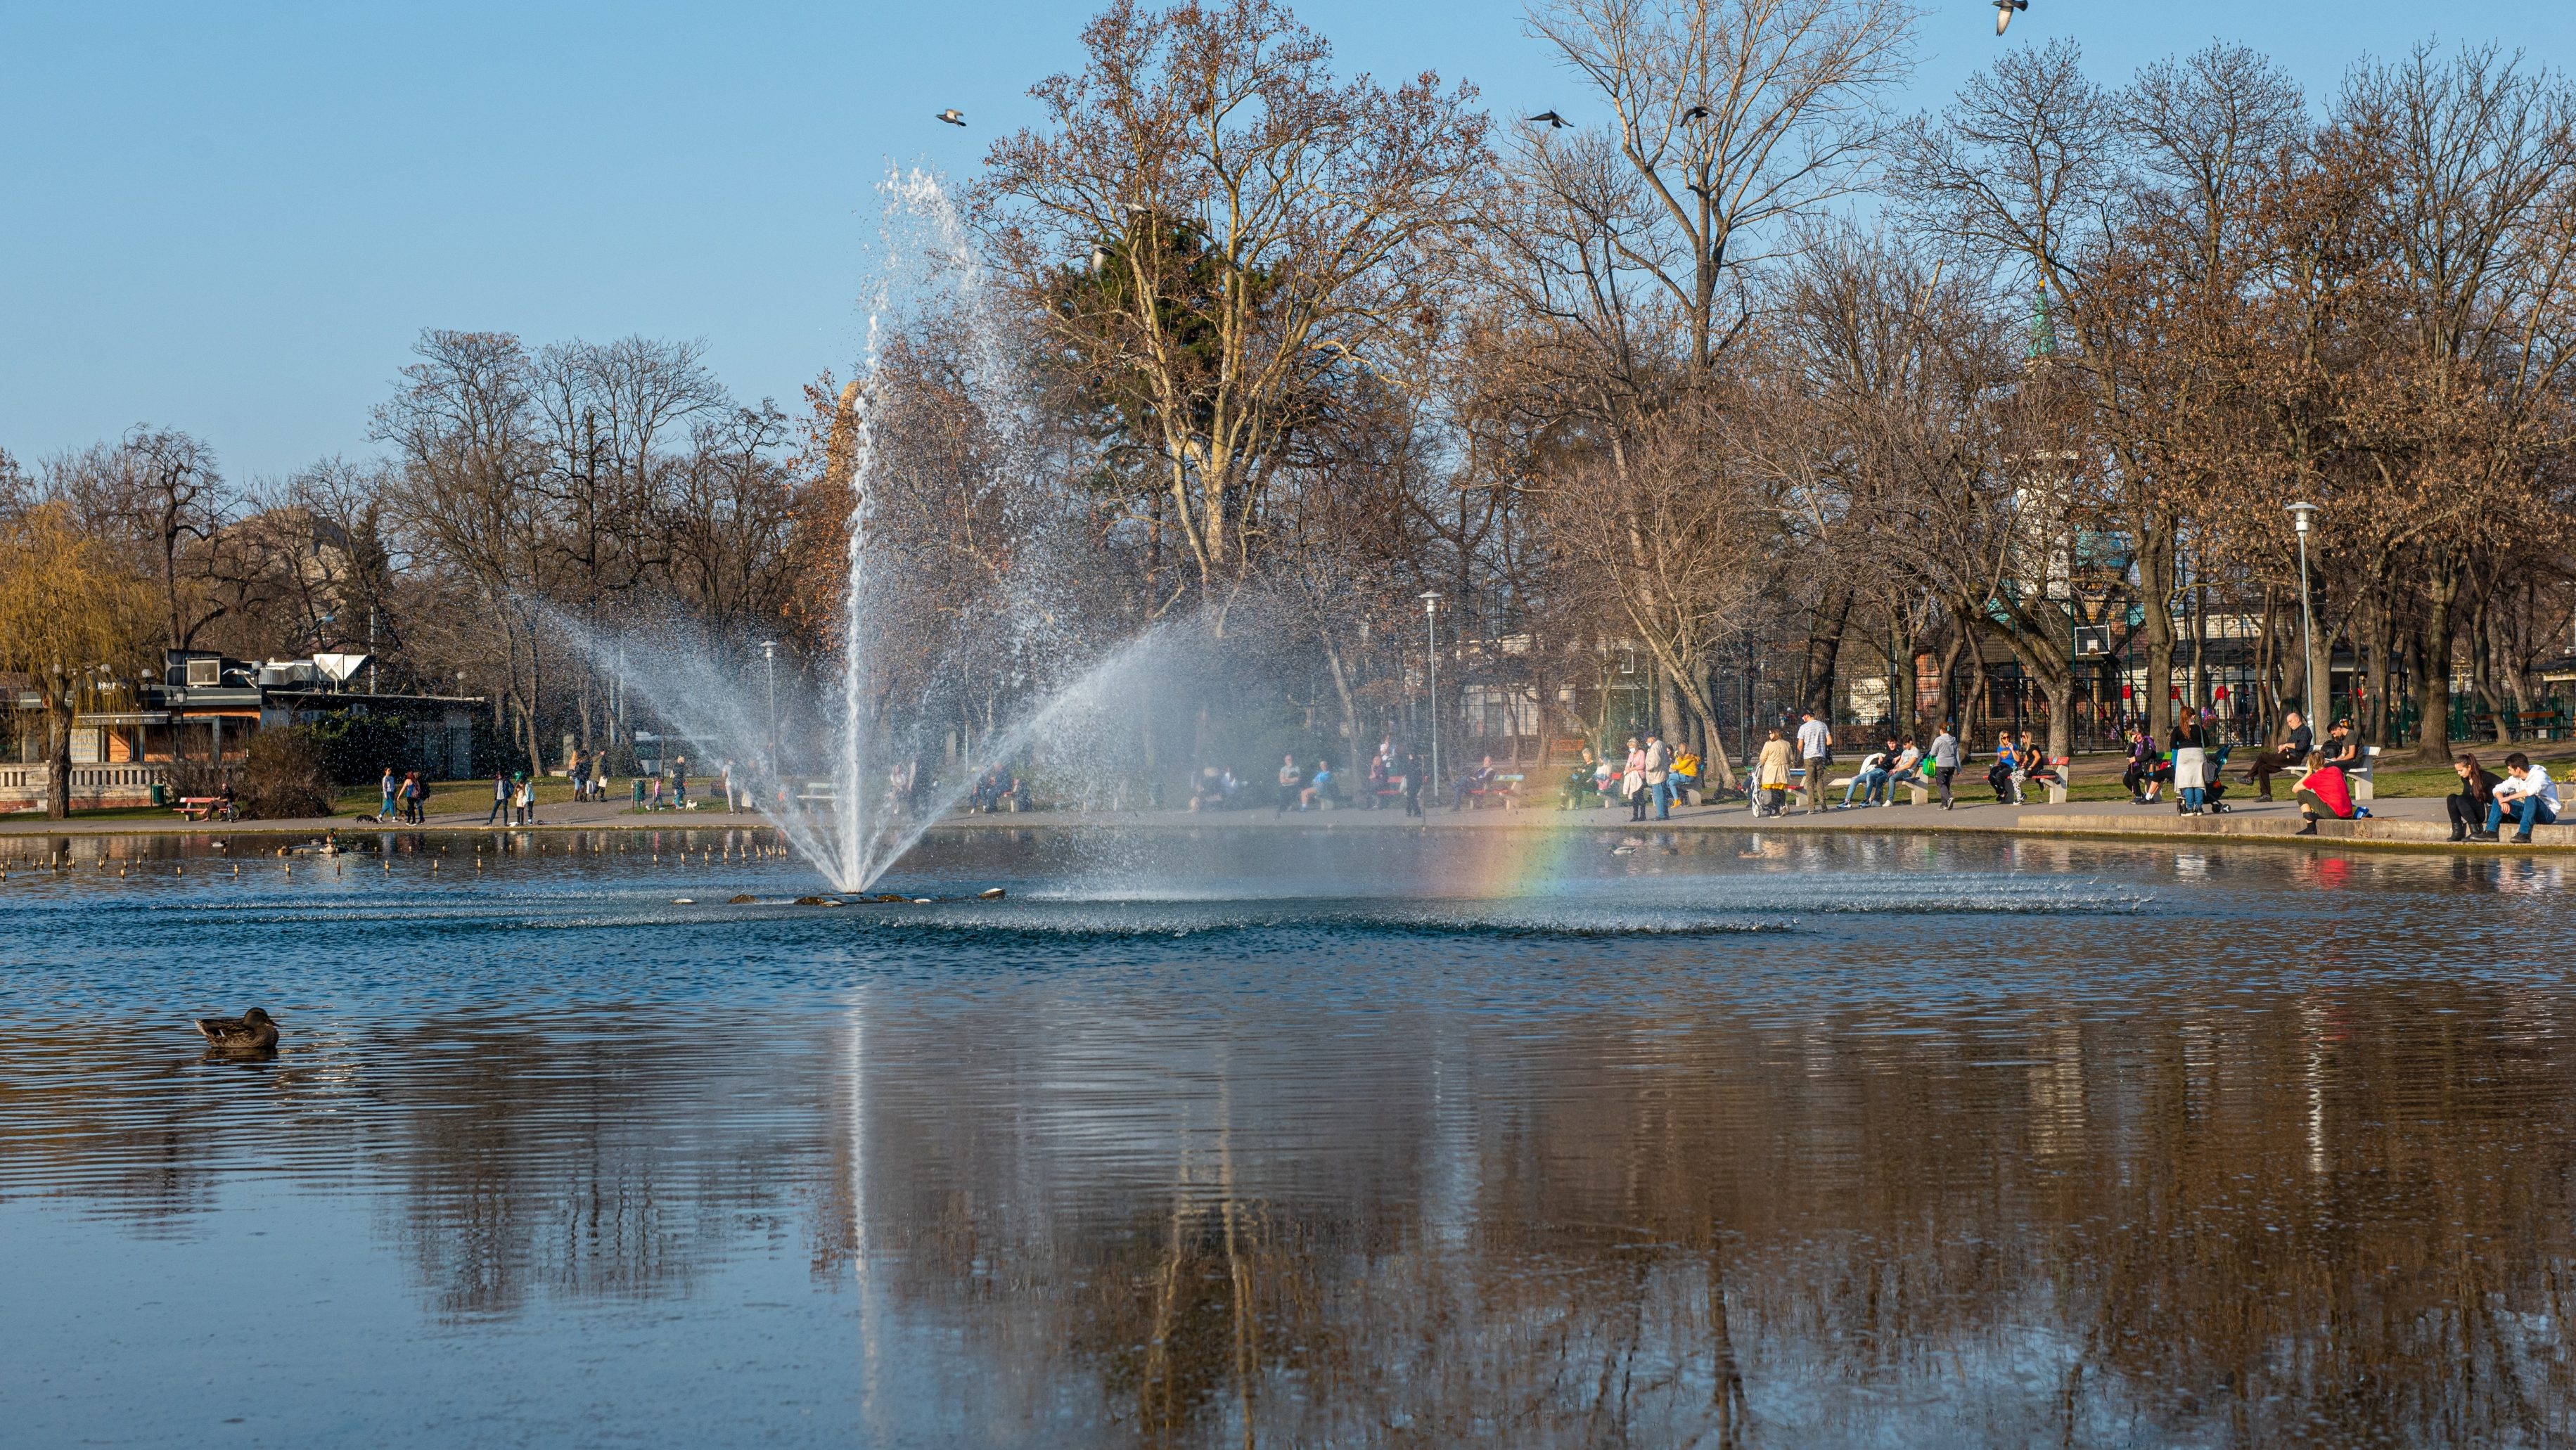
<box><xmin>1528</xmin><ymin>110</ymin><xmax>1568</xmax><ymax>129</ymax></box>
<box><xmin>935</xmin><ymin>108</ymin><xmax>966</xmax><ymax>127</ymax></box>
<box><xmin>1994</xmin><ymin>0</ymin><xmax>2027</xmax><ymax>36</ymax></box>
<box><xmin>1683</xmin><ymin>105</ymin><xmax>1710</xmax><ymax>122</ymax></box>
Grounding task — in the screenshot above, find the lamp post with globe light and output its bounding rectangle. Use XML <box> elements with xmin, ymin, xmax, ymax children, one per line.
<box><xmin>2288</xmin><ymin>503</ymin><xmax>2319</xmax><ymax>724</ymax></box>
<box><xmin>1419</xmin><ymin>593</ymin><xmax>1442</xmax><ymax>795</ymax></box>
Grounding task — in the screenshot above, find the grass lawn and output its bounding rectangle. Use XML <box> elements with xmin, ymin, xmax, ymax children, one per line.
<box><xmin>2053</xmin><ymin>748</ymin><xmax>2575</xmax><ymax>802</ymax></box>
<box><xmin>329</xmin><ymin>778</ymin><xmax>594</xmax><ymax>817</ymax></box>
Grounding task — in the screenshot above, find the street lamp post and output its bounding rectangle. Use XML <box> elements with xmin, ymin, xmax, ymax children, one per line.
<box><xmin>1418</xmin><ymin>592</ymin><xmax>1442</xmax><ymax>796</ymax></box>
<box><xmin>2288</xmin><ymin>503</ymin><xmax>2321</xmax><ymax>727</ymax></box>
<box><xmin>759</xmin><ymin>641</ymin><xmax>781</xmax><ymax>781</ymax></box>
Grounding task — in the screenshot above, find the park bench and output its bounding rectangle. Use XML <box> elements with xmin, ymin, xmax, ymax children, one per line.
<box><xmin>173</xmin><ymin>796</ymin><xmax>233</xmax><ymax>822</ymax></box>
<box><xmin>2350</xmin><ymin>745</ymin><xmax>2380</xmax><ymax>807</ymax></box>
<box><xmin>1461</xmin><ymin>774</ymin><xmax>1523</xmax><ymax>809</ymax></box>
<box><xmin>2472</xmin><ymin>710</ymin><xmax>2565</xmax><ymax>742</ymax></box>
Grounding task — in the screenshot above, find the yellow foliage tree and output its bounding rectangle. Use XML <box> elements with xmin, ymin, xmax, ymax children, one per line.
<box><xmin>0</xmin><ymin>502</ymin><xmax>158</xmax><ymax>817</ymax></box>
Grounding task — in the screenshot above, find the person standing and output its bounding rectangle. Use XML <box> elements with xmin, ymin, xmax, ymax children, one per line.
<box><xmin>380</xmin><ymin>767</ymin><xmax>399</xmax><ymax>823</ymax></box>
<box><xmin>1929</xmin><ymin>721</ymin><xmax>1961</xmax><ymax>810</ymax></box>
<box><xmin>672</xmin><ymin>756</ymin><xmax>689</xmax><ymax>811</ymax></box>
<box><xmin>1752</xmin><ymin>728</ymin><xmax>1794</xmax><ymax>817</ymax></box>
<box><xmin>1641</xmin><ymin>733</ymin><xmax>1673</xmax><ymax>820</ymax></box>
<box><xmin>485</xmin><ymin>770</ymin><xmax>509</xmax><ymax>826</ymax></box>
<box><xmin>1276</xmin><ymin>754</ymin><xmax>1302</xmax><ymax>816</ymax></box>
<box><xmin>2171</xmin><ymin>714</ymin><xmax>2210</xmax><ymax>815</ymax></box>
<box><xmin>1795</xmin><ymin>710</ymin><xmax>1832</xmax><ymax>814</ymax></box>
<box><xmin>1402</xmin><ymin>750</ymin><xmax>1425</xmax><ymax>818</ymax></box>
<box><xmin>1620</xmin><ymin>736</ymin><xmax>1649</xmax><ymax>822</ymax></box>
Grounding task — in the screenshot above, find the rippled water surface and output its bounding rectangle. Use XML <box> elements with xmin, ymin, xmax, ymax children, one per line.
<box><xmin>5</xmin><ymin>826</ymin><xmax>2573</xmax><ymax>1447</ymax></box>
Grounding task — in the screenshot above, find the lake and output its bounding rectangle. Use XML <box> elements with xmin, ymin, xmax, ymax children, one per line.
<box><xmin>2</xmin><ymin>826</ymin><xmax>2568</xmax><ymax>1446</ymax></box>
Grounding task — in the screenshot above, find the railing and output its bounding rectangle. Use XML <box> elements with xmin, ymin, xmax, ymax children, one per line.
<box><xmin>0</xmin><ymin>762</ymin><xmax>184</xmax><ymax>809</ymax></box>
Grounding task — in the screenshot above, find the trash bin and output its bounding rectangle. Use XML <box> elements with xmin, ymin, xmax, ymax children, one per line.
<box><xmin>149</xmin><ymin>783</ymin><xmax>167</xmax><ymax>807</ymax></box>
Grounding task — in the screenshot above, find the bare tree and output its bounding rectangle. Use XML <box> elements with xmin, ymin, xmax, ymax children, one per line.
<box><xmin>980</xmin><ymin>0</ymin><xmax>1489</xmax><ymax>628</ymax></box>
<box><xmin>1520</xmin><ymin>0</ymin><xmax>1918</xmax><ymax>373</ymax></box>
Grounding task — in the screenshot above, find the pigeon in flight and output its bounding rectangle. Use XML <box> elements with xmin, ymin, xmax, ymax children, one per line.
<box><xmin>1683</xmin><ymin>105</ymin><xmax>1710</xmax><ymax>122</ymax></box>
<box><xmin>1528</xmin><ymin>110</ymin><xmax>1568</xmax><ymax>129</ymax></box>
<box><xmin>935</xmin><ymin>108</ymin><xmax>967</xmax><ymax>127</ymax></box>
<box><xmin>1994</xmin><ymin>0</ymin><xmax>2027</xmax><ymax>35</ymax></box>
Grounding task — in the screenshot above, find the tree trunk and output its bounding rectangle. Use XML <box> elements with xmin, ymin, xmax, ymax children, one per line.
<box><xmin>1321</xmin><ymin>631</ymin><xmax>1361</xmax><ymax>771</ymax></box>
<box><xmin>2361</xmin><ymin>587</ymin><xmax>2395</xmax><ymax>747</ymax></box>
<box><xmin>45</xmin><ymin>684</ymin><xmax>72</xmax><ymax>821</ymax></box>
<box><xmin>1928</xmin><ymin>629</ymin><xmax>1966</xmax><ymax>740</ymax></box>
<box><xmin>1801</xmin><ymin>589</ymin><xmax>1853</xmax><ymax>719</ymax></box>
<box><xmin>2136</xmin><ymin>518</ymin><xmax>2180</xmax><ymax>746</ymax></box>
<box><xmin>2411</xmin><ymin>551</ymin><xmax>2461</xmax><ymax>763</ymax></box>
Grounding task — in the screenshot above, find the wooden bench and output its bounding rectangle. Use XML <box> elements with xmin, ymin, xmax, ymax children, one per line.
<box><xmin>174</xmin><ymin>796</ymin><xmax>233</xmax><ymax>822</ymax></box>
<box><xmin>1461</xmin><ymin>774</ymin><xmax>1523</xmax><ymax>809</ymax></box>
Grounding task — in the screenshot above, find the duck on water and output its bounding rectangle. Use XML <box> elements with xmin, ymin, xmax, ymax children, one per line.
<box><xmin>193</xmin><ymin>1008</ymin><xmax>278</xmax><ymax>1052</ymax></box>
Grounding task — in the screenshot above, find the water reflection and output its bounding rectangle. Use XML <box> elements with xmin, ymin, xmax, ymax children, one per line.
<box><xmin>3</xmin><ymin>833</ymin><xmax>2575</xmax><ymax>1444</ymax></box>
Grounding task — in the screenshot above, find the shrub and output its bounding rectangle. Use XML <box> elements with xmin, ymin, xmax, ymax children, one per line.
<box><xmin>299</xmin><ymin>713</ymin><xmax>415</xmax><ymax>785</ymax></box>
<box><xmin>238</xmin><ymin>729</ymin><xmax>335</xmax><ymax>819</ymax></box>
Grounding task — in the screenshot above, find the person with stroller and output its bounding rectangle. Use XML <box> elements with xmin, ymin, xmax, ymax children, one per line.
<box><xmin>1751</xmin><ymin>729</ymin><xmax>1794</xmax><ymax>817</ymax></box>
<box><xmin>2172</xmin><ymin>714</ymin><xmax>2212</xmax><ymax>815</ymax></box>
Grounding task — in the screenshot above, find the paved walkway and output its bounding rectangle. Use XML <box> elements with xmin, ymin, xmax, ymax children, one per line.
<box><xmin>0</xmin><ymin>785</ymin><xmax>2557</xmax><ymax>852</ymax></box>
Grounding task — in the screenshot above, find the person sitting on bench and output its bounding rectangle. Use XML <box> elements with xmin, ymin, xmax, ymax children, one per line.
<box><xmin>1452</xmin><ymin>756</ymin><xmax>1497</xmax><ymax>810</ymax></box>
<box><xmin>2243</xmin><ymin>710</ymin><xmax>2313</xmax><ymax>802</ymax></box>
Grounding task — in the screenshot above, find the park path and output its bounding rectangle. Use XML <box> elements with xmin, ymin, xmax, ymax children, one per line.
<box><xmin>0</xmin><ymin>786</ymin><xmax>2538</xmax><ymax>852</ymax></box>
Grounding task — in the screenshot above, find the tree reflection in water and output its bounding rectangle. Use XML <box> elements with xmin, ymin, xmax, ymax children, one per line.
<box><xmin>783</xmin><ymin>977</ymin><xmax>2576</xmax><ymax>1446</ymax></box>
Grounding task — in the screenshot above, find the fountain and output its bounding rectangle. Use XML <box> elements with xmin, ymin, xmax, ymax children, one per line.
<box><xmin>565</xmin><ymin>168</ymin><xmax>1165</xmax><ymax>894</ymax></box>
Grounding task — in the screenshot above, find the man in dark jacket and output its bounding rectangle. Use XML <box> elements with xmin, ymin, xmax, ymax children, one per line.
<box><xmin>2243</xmin><ymin>710</ymin><xmax>2314</xmax><ymax>802</ymax></box>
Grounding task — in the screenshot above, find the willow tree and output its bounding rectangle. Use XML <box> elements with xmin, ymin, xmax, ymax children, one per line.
<box><xmin>0</xmin><ymin>502</ymin><xmax>157</xmax><ymax>818</ymax></box>
<box><xmin>978</xmin><ymin>0</ymin><xmax>1489</xmax><ymax>629</ymax></box>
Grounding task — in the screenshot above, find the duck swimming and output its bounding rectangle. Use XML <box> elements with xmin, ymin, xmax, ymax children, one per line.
<box><xmin>193</xmin><ymin>1008</ymin><xmax>278</xmax><ymax>1052</ymax></box>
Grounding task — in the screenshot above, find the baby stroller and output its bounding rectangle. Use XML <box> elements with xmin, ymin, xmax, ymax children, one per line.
<box><xmin>2201</xmin><ymin>744</ymin><xmax>2234</xmax><ymax>813</ymax></box>
<box><xmin>2173</xmin><ymin>743</ymin><xmax>2236</xmax><ymax>813</ymax></box>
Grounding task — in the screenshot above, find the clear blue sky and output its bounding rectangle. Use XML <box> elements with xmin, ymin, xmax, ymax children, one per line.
<box><xmin>4</xmin><ymin>1</ymin><xmax>2570</xmax><ymax>482</ymax></box>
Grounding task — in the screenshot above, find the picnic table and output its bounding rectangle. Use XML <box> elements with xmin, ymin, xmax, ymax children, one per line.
<box><xmin>174</xmin><ymin>796</ymin><xmax>233</xmax><ymax>822</ymax></box>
